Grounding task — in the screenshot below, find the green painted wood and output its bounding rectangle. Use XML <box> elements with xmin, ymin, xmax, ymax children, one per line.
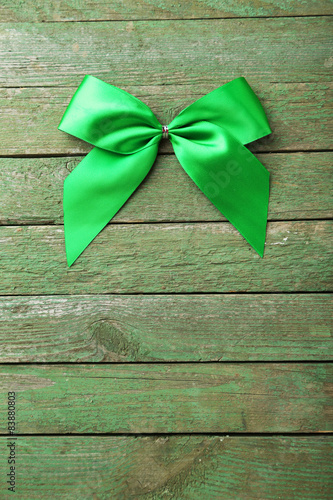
<box><xmin>0</xmin><ymin>364</ymin><xmax>332</xmax><ymax>433</ymax></box>
<box><xmin>0</xmin><ymin>2</ymin><xmax>331</xmax><ymax>495</ymax></box>
<box><xmin>0</xmin><ymin>294</ymin><xmax>332</xmax><ymax>362</ymax></box>
<box><xmin>1</xmin><ymin>18</ymin><xmax>331</xmax><ymax>89</ymax></box>
<box><xmin>1</xmin><ymin>0</ymin><xmax>332</xmax><ymax>22</ymax></box>
<box><xmin>0</xmin><ymin>221</ymin><xmax>331</xmax><ymax>294</ymax></box>
<box><xmin>1</xmin><ymin>83</ymin><xmax>331</xmax><ymax>156</ymax></box>
<box><xmin>1</xmin><ymin>152</ymin><xmax>332</xmax><ymax>225</ymax></box>
<box><xmin>0</xmin><ymin>436</ymin><xmax>332</xmax><ymax>499</ymax></box>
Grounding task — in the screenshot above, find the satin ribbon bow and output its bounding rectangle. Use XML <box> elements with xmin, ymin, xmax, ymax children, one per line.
<box><xmin>58</xmin><ymin>75</ymin><xmax>271</xmax><ymax>266</ymax></box>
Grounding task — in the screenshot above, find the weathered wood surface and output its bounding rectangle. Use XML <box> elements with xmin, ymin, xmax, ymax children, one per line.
<box><xmin>0</xmin><ymin>0</ymin><xmax>331</xmax><ymax>497</ymax></box>
<box><xmin>1</xmin><ymin>0</ymin><xmax>332</xmax><ymax>22</ymax></box>
<box><xmin>2</xmin><ymin>83</ymin><xmax>332</xmax><ymax>155</ymax></box>
<box><xmin>1</xmin><ymin>221</ymin><xmax>331</xmax><ymax>294</ymax></box>
<box><xmin>0</xmin><ymin>364</ymin><xmax>332</xmax><ymax>433</ymax></box>
<box><xmin>1</xmin><ymin>18</ymin><xmax>331</xmax><ymax>89</ymax></box>
<box><xmin>0</xmin><ymin>436</ymin><xmax>332</xmax><ymax>499</ymax></box>
<box><xmin>0</xmin><ymin>294</ymin><xmax>332</xmax><ymax>362</ymax></box>
<box><xmin>1</xmin><ymin>153</ymin><xmax>332</xmax><ymax>225</ymax></box>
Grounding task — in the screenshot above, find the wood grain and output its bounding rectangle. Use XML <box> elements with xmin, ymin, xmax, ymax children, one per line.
<box><xmin>1</xmin><ymin>82</ymin><xmax>331</xmax><ymax>156</ymax></box>
<box><xmin>0</xmin><ymin>364</ymin><xmax>332</xmax><ymax>433</ymax></box>
<box><xmin>1</xmin><ymin>152</ymin><xmax>332</xmax><ymax>225</ymax></box>
<box><xmin>0</xmin><ymin>221</ymin><xmax>331</xmax><ymax>294</ymax></box>
<box><xmin>1</xmin><ymin>0</ymin><xmax>332</xmax><ymax>22</ymax></box>
<box><xmin>1</xmin><ymin>18</ymin><xmax>331</xmax><ymax>89</ymax></box>
<box><xmin>0</xmin><ymin>436</ymin><xmax>332</xmax><ymax>499</ymax></box>
<box><xmin>0</xmin><ymin>2</ymin><xmax>331</xmax><ymax>498</ymax></box>
<box><xmin>0</xmin><ymin>294</ymin><xmax>332</xmax><ymax>362</ymax></box>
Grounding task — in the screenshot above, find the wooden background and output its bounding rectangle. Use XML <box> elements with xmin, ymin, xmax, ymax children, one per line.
<box><xmin>0</xmin><ymin>1</ymin><xmax>332</xmax><ymax>498</ymax></box>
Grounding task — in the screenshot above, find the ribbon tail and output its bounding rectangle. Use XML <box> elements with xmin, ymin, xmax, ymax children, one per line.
<box><xmin>170</xmin><ymin>125</ymin><xmax>270</xmax><ymax>257</ymax></box>
<box><xmin>63</xmin><ymin>144</ymin><xmax>158</xmax><ymax>266</ymax></box>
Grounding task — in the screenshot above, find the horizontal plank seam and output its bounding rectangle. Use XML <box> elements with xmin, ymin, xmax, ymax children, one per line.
<box><xmin>3</xmin><ymin>14</ymin><xmax>332</xmax><ymax>24</ymax></box>
<box><xmin>1</xmin><ymin>219</ymin><xmax>332</xmax><ymax>228</ymax></box>
<box><xmin>1</xmin><ymin>292</ymin><xmax>331</xmax><ymax>298</ymax></box>
<box><xmin>0</xmin><ymin>361</ymin><xmax>332</xmax><ymax>365</ymax></box>
<box><xmin>0</xmin><ymin>149</ymin><xmax>332</xmax><ymax>159</ymax></box>
<box><xmin>2</xmin><ymin>218</ymin><xmax>332</xmax><ymax>226</ymax></box>
<box><xmin>2</xmin><ymin>219</ymin><xmax>332</xmax><ymax>226</ymax></box>
<box><xmin>1</xmin><ymin>82</ymin><xmax>331</xmax><ymax>89</ymax></box>
<box><xmin>1</xmin><ymin>291</ymin><xmax>332</xmax><ymax>297</ymax></box>
<box><xmin>1</xmin><ymin>432</ymin><xmax>332</xmax><ymax>437</ymax></box>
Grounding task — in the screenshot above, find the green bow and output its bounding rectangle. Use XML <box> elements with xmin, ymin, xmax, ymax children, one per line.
<box><xmin>58</xmin><ymin>75</ymin><xmax>271</xmax><ymax>266</ymax></box>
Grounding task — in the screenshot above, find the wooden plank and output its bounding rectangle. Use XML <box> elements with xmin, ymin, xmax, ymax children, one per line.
<box><xmin>1</xmin><ymin>0</ymin><xmax>332</xmax><ymax>22</ymax></box>
<box><xmin>1</xmin><ymin>152</ymin><xmax>332</xmax><ymax>225</ymax></box>
<box><xmin>0</xmin><ymin>18</ymin><xmax>331</xmax><ymax>89</ymax></box>
<box><xmin>0</xmin><ymin>294</ymin><xmax>332</xmax><ymax>362</ymax></box>
<box><xmin>1</xmin><ymin>82</ymin><xmax>331</xmax><ymax>156</ymax></box>
<box><xmin>0</xmin><ymin>364</ymin><xmax>332</xmax><ymax>433</ymax></box>
<box><xmin>0</xmin><ymin>221</ymin><xmax>331</xmax><ymax>294</ymax></box>
<box><xmin>0</xmin><ymin>436</ymin><xmax>332</xmax><ymax>498</ymax></box>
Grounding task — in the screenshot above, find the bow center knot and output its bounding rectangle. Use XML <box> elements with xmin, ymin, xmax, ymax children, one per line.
<box><xmin>162</xmin><ymin>125</ymin><xmax>169</xmax><ymax>140</ymax></box>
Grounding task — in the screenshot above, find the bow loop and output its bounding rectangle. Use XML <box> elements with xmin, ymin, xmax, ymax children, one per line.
<box><xmin>59</xmin><ymin>75</ymin><xmax>162</xmax><ymax>155</ymax></box>
<box><xmin>168</xmin><ymin>77</ymin><xmax>271</xmax><ymax>146</ymax></box>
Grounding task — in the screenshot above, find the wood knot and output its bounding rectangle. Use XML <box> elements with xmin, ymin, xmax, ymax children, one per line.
<box><xmin>89</xmin><ymin>320</ymin><xmax>142</xmax><ymax>361</ymax></box>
